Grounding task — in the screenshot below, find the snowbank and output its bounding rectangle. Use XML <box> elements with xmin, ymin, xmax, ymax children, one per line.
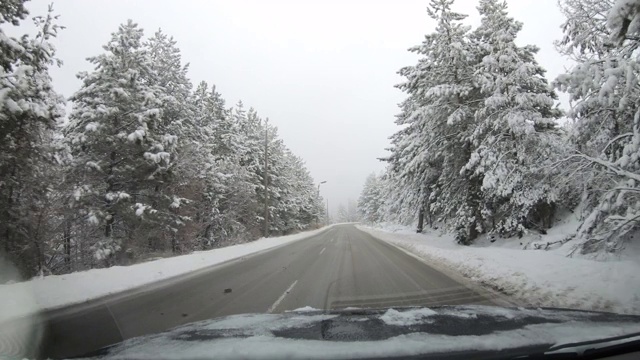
<box><xmin>359</xmin><ymin>224</ymin><xmax>640</xmax><ymax>315</ymax></box>
<box><xmin>0</xmin><ymin>227</ymin><xmax>330</xmax><ymax>323</ymax></box>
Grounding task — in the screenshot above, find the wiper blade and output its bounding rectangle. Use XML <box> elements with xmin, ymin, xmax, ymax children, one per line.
<box><xmin>544</xmin><ymin>331</ymin><xmax>640</xmax><ymax>357</ymax></box>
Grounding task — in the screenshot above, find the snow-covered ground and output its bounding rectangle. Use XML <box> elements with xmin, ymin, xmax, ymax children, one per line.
<box><xmin>359</xmin><ymin>219</ymin><xmax>640</xmax><ymax>315</ymax></box>
<box><xmin>0</xmin><ymin>227</ymin><xmax>331</xmax><ymax>323</ymax></box>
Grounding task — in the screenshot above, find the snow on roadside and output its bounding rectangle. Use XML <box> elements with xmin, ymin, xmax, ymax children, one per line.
<box><xmin>0</xmin><ymin>227</ymin><xmax>331</xmax><ymax>323</ymax></box>
<box><xmin>358</xmin><ymin>225</ymin><xmax>640</xmax><ymax>315</ymax></box>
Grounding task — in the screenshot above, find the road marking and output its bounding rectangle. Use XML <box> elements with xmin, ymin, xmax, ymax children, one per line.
<box><xmin>105</xmin><ymin>303</ymin><xmax>124</xmax><ymax>339</ymax></box>
<box><xmin>319</xmin><ymin>247</ymin><xmax>326</xmax><ymax>255</ymax></box>
<box><xmin>267</xmin><ymin>280</ymin><xmax>298</xmax><ymax>313</ymax></box>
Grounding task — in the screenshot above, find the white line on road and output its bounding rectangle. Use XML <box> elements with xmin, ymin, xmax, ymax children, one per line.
<box><xmin>319</xmin><ymin>247</ymin><xmax>326</xmax><ymax>255</ymax></box>
<box><xmin>267</xmin><ymin>280</ymin><xmax>298</xmax><ymax>313</ymax></box>
<box><xmin>105</xmin><ymin>303</ymin><xmax>124</xmax><ymax>339</ymax></box>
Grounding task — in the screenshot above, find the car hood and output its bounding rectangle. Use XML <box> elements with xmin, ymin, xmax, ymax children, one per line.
<box><xmin>79</xmin><ymin>305</ymin><xmax>640</xmax><ymax>359</ymax></box>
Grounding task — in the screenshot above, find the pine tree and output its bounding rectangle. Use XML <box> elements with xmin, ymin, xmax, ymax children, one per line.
<box><xmin>466</xmin><ymin>0</ymin><xmax>564</xmax><ymax>236</ymax></box>
<box><xmin>144</xmin><ymin>29</ymin><xmax>196</xmax><ymax>253</ymax></box>
<box><xmin>230</xmin><ymin>102</ymin><xmax>264</xmax><ymax>239</ymax></box>
<box><xmin>608</xmin><ymin>0</ymin><xmax>640</xmax><ymax>43</ymax></box>
<box><xmin>336</xmin><ymin>200</ymin><xmax>359</xmax><ymax>223</ymax></box>
<box><xmin>337</xmin><ymin>204</ymin><xmax>348</xmax><ymax>223</ymax></box>
<box><xmin>0</xmin><ymin>2</ymin><xmax>65</xmax><ymax>276</ymax></box>
<box><xmin>262</xmin><ymin>128</ymin><xmax>288</xmax><ymax>234</ymax></box>
<box><xmin>378</xmin><ymin>0</ymin><xmax>575</xmax><ymax>242</ymax></box>
<box><xmin>65</xmin><ymin>20</ymin><xmax>181</xmax><ymax>264</ymax></box>
<box><xmin>0</xmin><ymin>11</ymin><xmax>326</xmax><ymax>274</ymax></box>
<box><xmin>391</xmin><ymin>0</ymin><xmax>481</xmax><ymax>243</ymax></box>
<box><xmin>383</xmin><ymin>97</ymin><xmax>439</xmax><ymax>225</ymax></box>
<box><xmin>190</xmin><ymin>81</ymin><xmax>231</xmax><ymax>247</ymax></box>
<box><xmin>358</xmin><ymin>173</ymin><xmax>384</xmax><ymax>224</ymax></box>
<box><xmin>556</xmin><ymin>0</ymin><xmax>640</xmax><ymax>254</ymax></box>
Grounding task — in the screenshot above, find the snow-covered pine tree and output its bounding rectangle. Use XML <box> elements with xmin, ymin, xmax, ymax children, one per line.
<box><xmin>608</xmin><ymin>0</ymin><xmax>640</xmax><ymax>44</ymax></box>
<box><xmin>143</xmin><ymin>29</ymin><xmax>196</xmax><ymax>253</ymax></box>
<box><xmin>391</xmin><ymin>0</ymin><xmax>481</xmax><ymax>243</ymax></box>
<box><xmin>222</xmin><ymin>110</ymin><xmax>321</xmax><ymax>237</ymax></box>
<box><xmin>186</xmin><ymin>83</ymin><xmax>260</xmax><ymax>247</ymax></box>
<box><xmin>556</xmin><ymin>0</ymin><xmax>640</xmax><ymax>254</ymax></box>
<box><xmin>229</xmin><ymin>102</ymin><xmax>264</xmax><ymax>239</ymax></box>
<box><xmin>556</xmin><ymin>0</ymin><xmax>622</xmax><ymax>160</ymax></box>
<box><xmin>65</xmin><ymin>20</ymin><xmax>181</xmax><ymax>265</ymax></box>
<box><xmin>190</xmin><ymin>81</ymin><xmax>231</xmax><ymax>248</ymax></box>
<box><xmin>0</xmin><ymin>2</ymin><xmax>65</xmax><ymax>276</ymax></box>
<box><xmin>382</xmin><ymin>97</ymin><xmax>440</xmax><ymax>226</ymax></box>
<box><xmin>270</xmin><ymin>147</ymin><xmax>318</xmax><ymax>234</ymax></box>
<box><xmin>261</xmin><ymin>126</ymin><xmax>288</xmax><ymax>234</ymax></box>
<box><xmin>0</xmin><ymin>10</ymin><xmax>327</xmax><ymax>272</ymax></box>
<box><xmin>189</xmin><ymin>90</ymin><xmax>321</xmax><ymax>242</ymax></box>
<box><xmin>335</xmin><ymin>200</ymin><xmax>359</xmax><ymax>223</ymax></box>
<box><xmin>467</xmin><ymin>0</ymin><xmax>564</xmax><ymax>237</ymax></box>
<box><xmin>288</xmin><ymin>155</ymin><xmax>324</xmax><ymax>229</ymax></box>
<box><xmin>358</xmin><ymin>173</ymin><xmax>384</xmax><ymax>224</ymax></box>
<box><xmin>347</xmin><ymin>199</ymin><xmax>359</xmax><ymax>222</ymax></box>
<box><xmin>337</xmin><ymin>204</ymin><xmax>348</xmax><ymax>223</ymax></box>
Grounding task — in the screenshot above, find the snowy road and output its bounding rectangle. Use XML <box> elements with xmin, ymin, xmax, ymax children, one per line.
<box><xmin>35</xmin><ymin>224</ymin><xmax>505</xmax><ymax>358</ymax></box>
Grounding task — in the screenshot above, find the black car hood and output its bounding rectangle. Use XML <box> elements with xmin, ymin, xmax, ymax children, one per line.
<box><xmin>80</xmin><ymin>305</ymin><xmax>640</xmax><ymax>359</ymax></box>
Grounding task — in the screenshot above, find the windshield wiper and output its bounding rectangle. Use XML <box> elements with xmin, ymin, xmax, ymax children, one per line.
<box><xmin>541</xmin><ymin>331</ymin><xmax>640</xmax><ymax>358</ymax></box>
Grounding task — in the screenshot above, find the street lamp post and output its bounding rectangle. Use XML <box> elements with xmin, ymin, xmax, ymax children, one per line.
<box><xmin>263</xmin><ymin>120</ymin><xmax>269</xmax><ymax>238</ymax></box>
<box><xmin>316</xmin><ymin>181</ymin><xmax>327</xmax><ymax>227</ymax></box>
<box><xmin>326</xmin><ymin>198</ymin><xmax>329</xmax><ymax>225</ymax></box>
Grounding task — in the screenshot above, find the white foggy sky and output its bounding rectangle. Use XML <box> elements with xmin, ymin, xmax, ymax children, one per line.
<box><xmin>20</xmin><ymin>0</ymin><xmax>569</xmax><ymax>217</ymax></box>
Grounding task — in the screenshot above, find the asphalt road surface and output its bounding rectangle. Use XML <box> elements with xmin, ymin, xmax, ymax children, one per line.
<box><xmin>10</xmin><ymin>224</ymin><xmax>510</xmax><ymax>358</ymax></box>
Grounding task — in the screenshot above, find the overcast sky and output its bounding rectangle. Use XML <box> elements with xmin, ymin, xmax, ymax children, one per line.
<box><xmin>21</xmin><ymin>0</ymin><xmax>569</xmax><ymax>217</ymax></box>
